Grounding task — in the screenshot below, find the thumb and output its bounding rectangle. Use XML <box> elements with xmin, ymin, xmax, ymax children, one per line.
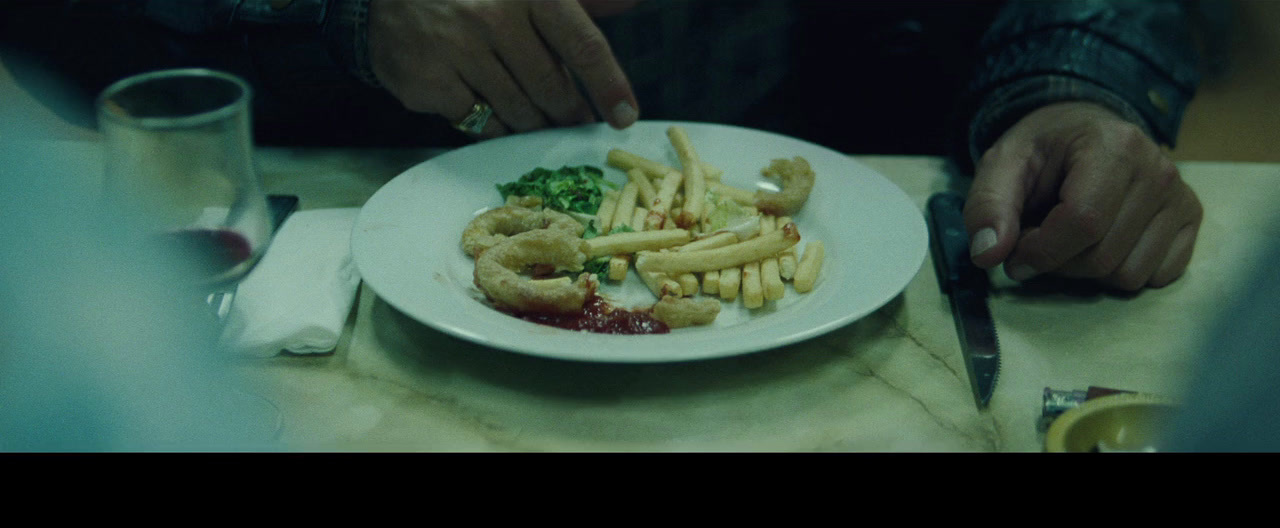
<box><xmin>963</xmin><ymin>147</ymin><xmax>1033</xmax><ymax>269</ymax></box>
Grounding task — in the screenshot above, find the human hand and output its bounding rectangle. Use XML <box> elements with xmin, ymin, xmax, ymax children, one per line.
<box><xmin>367</xmin><ymin>0</ymin><xmax>640</xmax><ymax>138</ymax></box>
<box><xmin>963</xmin><ymin>101</ymin><xmax>1203</xmax><ymax>291</ymax></box>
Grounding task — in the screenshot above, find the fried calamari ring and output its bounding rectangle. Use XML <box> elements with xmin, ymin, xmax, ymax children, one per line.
<box><xmin>504</xmin><ymin>195</ymin><xmax>544</xmax><ymax>208</ymax></box>
<box><xmin>474</xmin><ymin>230</ymin><xmax>598</xmax><ymax>314</ymax></box>
<box><xmin>461</xmin><ymin>205</ymin><xmax>584</xmax><ymax>258</ymax></box>
<box><xmin>754</xmin><ymin>156</ymin><xmax>816</xmax><ymax>216</ymax></box>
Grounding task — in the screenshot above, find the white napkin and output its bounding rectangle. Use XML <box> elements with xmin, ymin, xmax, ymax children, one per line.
<box><xmin>220</xmin><ymin>208</ymin><xmax>362</xmax><ymax>357</ymax></box>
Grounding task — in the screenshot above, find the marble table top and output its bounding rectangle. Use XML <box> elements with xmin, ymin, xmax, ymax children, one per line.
<box><xmin>224</xmin><ymin>147</ymin><xmax>1280</xmax><ymax>452</ymax></box>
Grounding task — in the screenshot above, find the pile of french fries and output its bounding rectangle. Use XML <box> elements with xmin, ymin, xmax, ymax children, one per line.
<box><xmin>582</xmin><ymin>125</ymin><xmax>825</xmax><ymax>309</ymax></box>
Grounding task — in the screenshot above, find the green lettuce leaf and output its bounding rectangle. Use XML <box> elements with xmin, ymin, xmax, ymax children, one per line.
<box><xmin>583</xmin><ymin>256</ymin><xmax>612</xmax><ymax>277</ymax></box>
<box><xmin>496</xmin><ymin>165</ymin><xmax>615</xmax><ymax>215</ymax></box>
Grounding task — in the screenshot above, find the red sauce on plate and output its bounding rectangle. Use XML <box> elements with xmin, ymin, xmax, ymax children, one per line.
<box><xmin>507</xmin><ymin>294</ymin><xmax>670</xmax><ymax>335</ymax></box>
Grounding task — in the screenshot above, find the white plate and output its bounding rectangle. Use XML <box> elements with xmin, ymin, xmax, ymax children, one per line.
<box><xmin>352</xmin><ymin>121</ymin><xmax>928</xmax><ymax>363</ymax></box>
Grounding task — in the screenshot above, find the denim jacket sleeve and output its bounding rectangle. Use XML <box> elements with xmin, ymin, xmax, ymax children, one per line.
<box><xmin>63</xmin><ymin>0</ymin><xmax>378</xmax><ymax>86</ymax></box>
<box><xmin>951</xmin><ymin>0</ymin><xmax>1203</xmax><ymax>172</ymax></box>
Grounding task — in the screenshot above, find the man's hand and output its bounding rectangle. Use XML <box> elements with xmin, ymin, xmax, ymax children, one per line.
<box><xmin>963</xmin><ymin>101</ymin><xmax>1203</xmax><ymax>291</ymax></box>
<box><xmin>367</xmin><ymin>0</ymin><xmax>640</xmax><ymax>138</ymax></box>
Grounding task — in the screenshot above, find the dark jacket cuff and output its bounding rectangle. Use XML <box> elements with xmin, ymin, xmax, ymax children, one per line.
<box><xmin>143</xmin><ymin>0</ymin><xmax>327</xmax><ymax>33</ymax></box>
<box><xmin>966</xmin><ymin>75</ymin><xmax>1152</xmax><ymax>165</ymax></box>
<box><xmin>951</xmin><ymin>0</ymin><xmax>1201</xmax><ymax>171</ymax></box>
<box><xmin>320</xmin><ymin>0</ymin><xmax>379</xmax><ymax>87</ymax></box>
<box><xmin>140</xmin><ymin>0</ymin><xmax>377</xmax><ymax>87</ymax></box>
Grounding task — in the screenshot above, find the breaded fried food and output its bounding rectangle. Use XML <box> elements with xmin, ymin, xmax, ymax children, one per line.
<box><xmin>473</xmin><ymin>230</ymin><xmax>598</xmax><ymax>314</ymax></box>
<box><xmin>754</xmin><ymin>157</ymin><xmax>815</xmax><ymax>216</ymax></box>
<box><xmin>651</xmin><ymin>295</ymin><xmax>721</xmax><ymax>328</ymax></box>
<box><xmin>461</xmin><ymin>205</ymin><xmax>584</xmax><ymax>258</ymax></box>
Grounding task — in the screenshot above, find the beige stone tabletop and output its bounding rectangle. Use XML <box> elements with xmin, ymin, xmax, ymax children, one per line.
<box><xmin>215</xmin><ymin>147</ymin><xmax>1280</xmax><ymax>452</ymax></box>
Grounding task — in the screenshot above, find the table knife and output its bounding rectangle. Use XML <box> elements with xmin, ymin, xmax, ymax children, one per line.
<box><xmin>927</xmin><ymin>191</ymin><xmax>1000</xmax><ymax>409</ymax></box>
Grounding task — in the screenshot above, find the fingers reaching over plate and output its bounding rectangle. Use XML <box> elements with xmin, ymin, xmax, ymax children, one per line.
<box><xmin>366</xmin><ymin>0</ymin><xmax>638</xmax><ymax>138</ymax></box>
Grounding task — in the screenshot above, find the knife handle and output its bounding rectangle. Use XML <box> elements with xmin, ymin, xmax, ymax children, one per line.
<box><xmin>927</xmin><ymin>192</ymin><xmax>989</xmax><ymax>293</ymax></box>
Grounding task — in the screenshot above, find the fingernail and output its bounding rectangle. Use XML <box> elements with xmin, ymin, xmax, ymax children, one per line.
<box><xmin>970</xmin><ymin>227</ymin><xmax>998</xmax><ymax>257</ymax></box>
<box><xmin>611</xmin><ymin>101</ymin><xmax>638</xmax><ymax>127</ymax></box>
<box><xmin>1008</xmin><ymin>264</ymin><xmax>1038</xmax><ymax>282</ymax></box>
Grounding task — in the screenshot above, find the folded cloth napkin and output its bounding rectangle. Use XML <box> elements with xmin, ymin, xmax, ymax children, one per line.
<box><xmin>220</xmin><ymin>208</ymin><xmax>362</xmax><ymax>357</ymax></box>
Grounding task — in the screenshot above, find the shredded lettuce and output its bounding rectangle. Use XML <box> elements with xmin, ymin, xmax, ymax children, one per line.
<box><xmin>496</xmin><ymin>165</ymin><xmax>615</xmax><ymax>215</ymax></box>
<box><xmin>583</xmin><ymin>256</ymin><xmax>612</xmax><ymax>276</ymax></box>
<box><xmin>583</xmin><ymin>222</ymin><xmax>634</xmax><ymax>240</ymax></box>
<box><xmin>704</xmin><ymin>191</ymin><xmax>749</xmax><ymax>232</ymax></box>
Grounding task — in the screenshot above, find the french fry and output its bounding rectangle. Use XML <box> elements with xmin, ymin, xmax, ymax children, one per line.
<box><xmin>676</xmin><ymin>231</ymin><xmax>738</xmax><ymax>253</ymax></box>
<box><xmin>702</xmin><ymin>270</ymin><xmax>720</xmax><ymax>295</ymax></box>
<box><xmin>741</xmin><ymin>261</ymin><xmax>764</xmax><ymax>309</ymax></box>
<box><xmin>607</xmin><ymin>148</ymin><xmax>723</xmax><ymax>184</ymax></box>
<box><xmin>676</xmin><ymin>272</ymin><xmax>700</xmax><ymax>296</ymax></box>
<box><xmin>607</xmin><ymin>148</ymin><xmax>673</xmax><ymax>180</ymax></box>
<box><xmin>667</xmin><ymin>126</ymin><xmax>707</xmax><ymax>228</ymax></box>
<box><xmin>645</xmin><ymin>169</ymin><xmax>683</xmax><ymax>230</ymax></box>
<box><xmin>635</xmin><ymin>223</ymin><xmax>800</xmax><ymax>274</ymax></box>
<box><xmin>629</xmin><ymin>206</ymin><xmax>648</xmax><ymax>231</ymax></box>
<box><xmin>596</xmin><ymin>189</ymin><xmax>619</xmax><ymax>234</ymax></box>
<box><xmin>778</xmin><ymin>256</ymin><xmax>797</xmax><ymax>280</ymax></box>
<box><xmin>794</xmin><ymin>240</ymin><xmax>824</xmax><ymax>293</ymax></box>
<box><xmin>761</xmin><ymin>259</ymin><xmax>785</xmax><ymax>300</ymax></box>
<box><xmin>718</xmin><ymin>267</ymin><xmax>741</xmax><ymax>301</ymax></box>
<box><xmin>627</xmin><ymin>166</ymin><xmax>659</xmax><ymax>207</ymax></box>
<box><xmin>701</xmin><ymin>162</ymin><xmax>724</xmax><ymax>181</ymax></box>
<box><xmin>611</xmin><ymin>179</ymin><xmax>640</xmax><ymax>233</ymax></box>
<box><xmin>708</xmin><ymin>181</ymin><xmax>756</xmax><ymax>206</ymax></box>
<box><xmin>759</xmin><ymin>216</ymin><xmax>785</xmax><ymax>301</ymax></box>
<box><xmin>639</xmin><ymin>270</ymin><xmax>682</xmax><ymax>298</ymax></box>
<box><xmin>776</xmin><ymin>215</ymin><xmax>798</xmax><ymax>279</ymax></box>
<box><xmin>608</xmin><ymin>255</ymin><xmax>630</xmax><ymax>281</ymax></box>
<box><xmin>584</xmin><ymin>229</ymin><xmax>692</xmax><ymax>258</ymax></box>
<box><xmin>597</xmin><ymin>137</ymin><xmax>820</xmax><ymax>309</ymax></box>
<box><xmin>663</xmin><ymin>206</ymin><xmax>681</xmax><ymax>230</ymax></box>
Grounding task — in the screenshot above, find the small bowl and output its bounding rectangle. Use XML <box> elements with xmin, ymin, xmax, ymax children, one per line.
<box><xmin>1044</xmin><ymin>393</ymin><xmax>1180</xmax><ymax>452</ymax></box>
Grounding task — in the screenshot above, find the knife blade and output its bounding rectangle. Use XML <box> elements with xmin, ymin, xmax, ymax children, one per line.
<box><xmin>927</xmin><ymin>191</ymin><xmax>1000</xmax><ymax>409</ymax></box>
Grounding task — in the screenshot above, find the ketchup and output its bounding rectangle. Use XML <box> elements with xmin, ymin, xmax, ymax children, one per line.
<box><xmin>508</xmin><ymin>294</ymin><xmax>670</xmax><ymax>335</ymax></box>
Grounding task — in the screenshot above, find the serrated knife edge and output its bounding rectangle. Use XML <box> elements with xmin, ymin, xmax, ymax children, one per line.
<box><xmin>927</xmin><ymin>192</ymin><xmax>1002</xmax><ymax>409</ymax></box>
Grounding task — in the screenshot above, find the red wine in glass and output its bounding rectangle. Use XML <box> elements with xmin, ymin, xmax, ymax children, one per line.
<box><xmin>159</xmin><ymin>227</ymin><xmax>260</xmax><ymax>290</ymax></box>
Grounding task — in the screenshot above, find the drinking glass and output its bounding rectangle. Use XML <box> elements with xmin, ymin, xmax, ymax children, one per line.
<box><xmin>97</xmin><ymin>68</ymin><xmax>273</xmax><ymax>295</ymax></box>
<box><xmin>97</xmin><ymin>68</ymin><xmax>283</xmax><ymax>446</ymax></box>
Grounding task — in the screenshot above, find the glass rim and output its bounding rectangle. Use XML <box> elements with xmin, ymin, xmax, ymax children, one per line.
<box><xmin>96</xmin><ymin>68</ymin><xmax>252</xmax><ymax>130</ymax></box>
